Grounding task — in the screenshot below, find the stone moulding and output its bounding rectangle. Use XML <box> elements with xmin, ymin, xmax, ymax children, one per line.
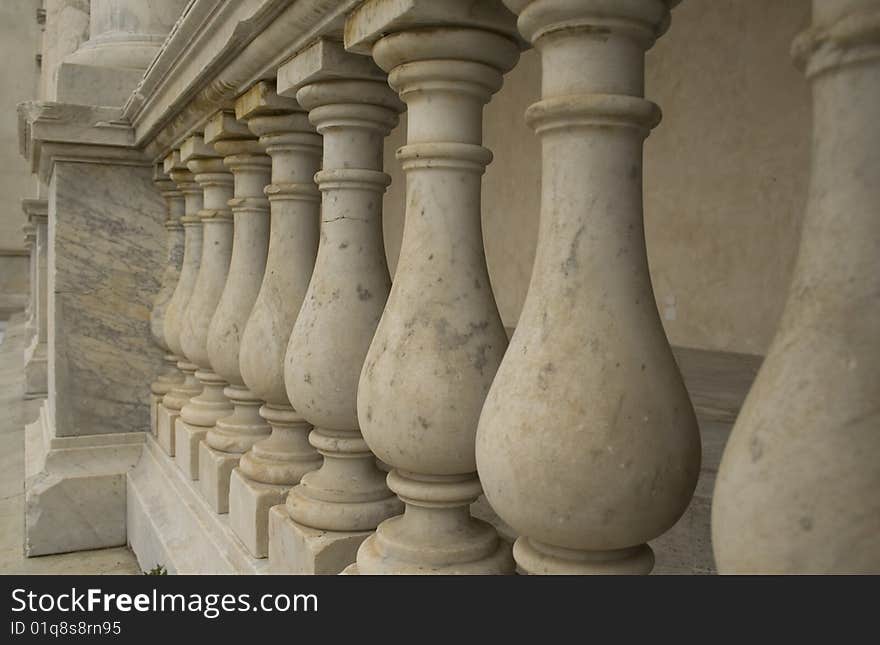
<box><xmin>17</xmin><ymin>101</ymin><xmax>147</xmax><ymax>183</ymax></box>
<box><xmin>122</xmin><ymin>0</ymin><xmax>364</xmax><ymax>161</ymax></box>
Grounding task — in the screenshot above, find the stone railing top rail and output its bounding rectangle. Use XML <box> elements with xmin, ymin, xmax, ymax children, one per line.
<box><xmin>121</xmin><ymin>0</ymin><xmax>363</xmax><ymax>162</ymax></box>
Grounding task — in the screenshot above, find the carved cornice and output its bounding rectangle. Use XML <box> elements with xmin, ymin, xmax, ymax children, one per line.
<box><xmin>22</xmin><ymin>198</ymin><xmax>48</xmax><ymax>217</ymax></box>
<box><xmin>22</xmin><ymin>199</ymin><xmax>49</xmax><ymax>225</ymax></box>
<box><xmin>124</xmin><ymin>0</ymin><xmax>365</xmax><ymax>162</ymax></box>
<box><xmin>17</xmin><ymin>101</ymin><xmax>146</xmax><ymax>184</ymax></box>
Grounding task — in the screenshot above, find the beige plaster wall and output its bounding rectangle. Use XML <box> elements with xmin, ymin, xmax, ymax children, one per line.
<box><xmin>381</xmin><ymin>0</ymin><xmax>812</xmax><ymax>356</ymax></box>
<box><xmin>0</xmin><ymin>0</ymin><xmax>41</xmax><ymax>251</ymax></box>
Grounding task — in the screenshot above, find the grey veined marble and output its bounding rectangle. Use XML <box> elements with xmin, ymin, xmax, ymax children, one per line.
<box><xmin>51</xmin><ymin>161</ymin><xmax>165</xmax><ymax>437</ymax></box>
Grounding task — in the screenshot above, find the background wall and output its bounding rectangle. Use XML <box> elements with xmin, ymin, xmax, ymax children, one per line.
<box><xmin>0</xmin><ymin>0</ymin><xmax>41</xmax><ymax>249</ymax></box>
<box><xmin>0</xmin><ymin>0</ymin><xmax>42</xmax><ymax>318</ymax></box>
<box><xmin>381</xmin><ymin>0</ymin><xmax>812</xmax><ymax>357</ymax></box>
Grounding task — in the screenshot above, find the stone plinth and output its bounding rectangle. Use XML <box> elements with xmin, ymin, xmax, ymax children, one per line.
<box><xmin>228</xmin><ymin>469</ymin><xmax>289</xmax><ymax>558</ymax></box>
<box><xmin>268</xmin><ymin>505</ymin><xmax>370</xmax><ymax>575</ymax></box>
<box><xmin>198</xmin><ymin>442</ymin><xmax>241</xmax><ymax>514</ymax></box>
<box><xmin>17</xmin><ymin>102</ymin><xmax>165</xmax><ymax>556</ymax></box>
<box><xmin>25</xmin><ymin>402</ymin><xmax>145</xmax><ymax>556</ymax></box>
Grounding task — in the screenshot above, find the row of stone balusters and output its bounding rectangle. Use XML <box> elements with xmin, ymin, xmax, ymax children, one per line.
<box><xmin>147</xmin><ymin>0</ymin><xmax>879</xmax><ymax>575</ymax></box>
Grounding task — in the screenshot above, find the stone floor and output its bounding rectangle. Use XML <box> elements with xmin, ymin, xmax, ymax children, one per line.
<box><xmin>0</xmin><ymin>313</ymin><xmax>140</xmax><ymax>575</ymax></box>
<box><xmin>651</xmin><ymin>346</ymin><xmax>761</xmax><ymax>573</ymax></box>
<box><xmin>0</xmin><ymin>310</ymin><xmax>761</xmax><ymax>575</ymax></box>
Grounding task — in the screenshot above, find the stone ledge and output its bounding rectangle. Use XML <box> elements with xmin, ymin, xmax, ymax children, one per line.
<box><xmin>127</xmin><ymin>434</ymin><xmax>269</xmax><ymax>574</ymax></box>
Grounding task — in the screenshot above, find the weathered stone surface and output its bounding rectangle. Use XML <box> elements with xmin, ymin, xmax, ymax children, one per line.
<box><xmin>712</xmin><ymin>0</ymin><xmax>880</xmax><ymax>574</ymax></box>
<box><xmin>228</xmin><ymin>469</ymin><xmax>289</xmax><ymax>559</ymax></box>
<box><xmin>349</xmin><ymin>3</ymin><xmax>519</xmax><ymax>575</ymax></box>
<box><xmin>272</xmin><ymin>39</ymin><xmax>403</xmax><ymax>575</ymax></box>
<box><xmin>51</xmin><ymin>161</ymin><xmax>165</xmax><ymax>437</ymax></box>
<box><xmin>198</xmin><ymin>441</ymin><xmax>241</xmax><ymax>514</ymax></box>
<box><xmin>24</xmin><ymin>403</ymin><xmax>144</xmax><ymax>556</ymax></box>
<box><xmin>128</xmin><ymin>436</ymin><xmax>269</xmax><ymax>574</ymax></box>
<box><xmin>475</xmin><ymin>0</ymin><xmax>700</xmax><ymax>575</ymax></box>
<box><xmin>268</xmin><ymin>505</ymin><xmax>370</xmax><ymax>575</ymax></box>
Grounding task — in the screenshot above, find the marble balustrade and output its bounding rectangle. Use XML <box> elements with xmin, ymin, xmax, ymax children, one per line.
<box><xmin>16</xmin><ymin>0</ymin><xmax>875</xmax><ymax>573</ymax></box>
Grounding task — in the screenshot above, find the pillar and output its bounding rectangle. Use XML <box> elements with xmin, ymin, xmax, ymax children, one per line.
<box><xmin>41</xmin><ymin>0</ymin><xmax>89</xmax><ymax>101</ymax></box>
<box><xmin>474</xmin><ymin>0</ymin><xmax>700</xmax><ymax>575</ymax></box>
<box><xmin>22</xmin><ymin>199</ymin><xmax>48</xmax><ymax>399</ymax></box>
<box><xmin>229</xmin><ymin>81</ymin><xmax>323</xmax><ymax>558</ymax></box>
<box><xmin>345</xmin><ymin>1</ymin><xmax>521</xmax><ymax>574</ymax></box>
<box><xmin>22</xmin><ymin>223</ymin><xmax>36</xmax><ymax>341</ymax></box>
<box><xmin>267</xmin><ymin>38</ymin><xmax>403</xmax><ymax>574</ymax></box>
<box><xmin>199</xmin><ymin>111</ymin><xmax>272</xmax><ymax>514</ymax></box>
<box><xmin>149</xmin><ymin>165</ymin><xmax>185</xmax><ymax>436</ymax></box>
<box><xmin>158</xmin><ymin>151</ymin><xmax>203</xmax><ymax>457</ymax></box>
<box><xmin>712</xmin><ymin>0</ymin><xmax>880</xmax><ymax>573</ymax></box>
<box><xmin>175</xmin><ymin>133</ymin><xmax>235</xmax><ymax>480</ymax></box>
<box><xmin>58</xmin><ymin>0</ymin><xmax>188</xmax><ymax>106</ymax></box>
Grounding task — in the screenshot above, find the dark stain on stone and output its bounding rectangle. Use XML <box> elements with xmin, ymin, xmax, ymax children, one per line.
<box><xmin>561</xmin><ymin>225</ymin><xmax>585</xmax><ymax>276</ymax></box>
<box><xmin>473</xmin><ymin>343</ymin><xmax>491</xmax><ymax>373</ymax></box>
<box><xmin>356</xmin><ymin>284</ymin><xmax>372</xmax><ymax>301</ymax></box>
<box><xmin>537</xmin><ymin>362</ymin><xmax>555</xmax><ymax>390</ymax></box>
<box><xmin>749</xmin><ymin>435</ymin><xmax>763</xmax><ymax>462</ymax></box>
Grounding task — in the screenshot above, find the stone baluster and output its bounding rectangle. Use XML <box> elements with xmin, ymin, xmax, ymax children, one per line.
<box><xmin>345</xmin><ymin>1</ymin><xmax>521</xmax><ymax>574</ymax></box>
<box><xmin>200</xmin><ymin>111</ymin><xmax>272</xmax><ymax>514</ymax></box>
<box><xmin>158</xmin><ymin>151</ymin><xmax>204</xmax><ymax>456</ymax></box>
<box><xmin>175</xmin><ymin>134</ymin><xmax>235</xmax><ymax>480</ymax></box>
<box><xmin>266</xmin><ymin>38</ymin><xmax>403</xmax><ymax>574</ymax></box>
<box><xmin>474</xmin><ymin>0</ymin><xmax>701</xmax><ymax>575</ymax></box>
<box><xmin>149</xmin><ymin>165</ymin><xmax>185</xmax><ymax>436</ymax></box>
<box><xmin>712</xmin><ymin>0</ymin><xmax>880</xmax><ymax>573</ymax></box>
<box><xmin>229</xmin><ymin>81</ymin><xmax>323</xmax><ymax>558</ymax></box>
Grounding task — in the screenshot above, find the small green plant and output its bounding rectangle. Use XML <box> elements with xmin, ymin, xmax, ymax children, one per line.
<box><xmin>143</xmin><ymin>564</ymin><xmax>167</xmax><ymax>575</ymax></box>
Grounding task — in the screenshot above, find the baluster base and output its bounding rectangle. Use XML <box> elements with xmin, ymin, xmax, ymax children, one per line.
<box><xmin>158</xmin><ymin>360</ymin><xmax>202</xmax><ymax>457</ymax></box>
<box><xmin>228</xmin><ymin>469</ymin><xmax>290</xmax><ymax>558</ymax></box>
<box><xmin>354</xmin><ymin>470</ymin><xmax>514</xmax><ymax>575</ymax></box>
<box><xmin>514</xmin><ymin>538</ymin><xmax>655</xmax><ymax>575</ymax></box>
<box><xmin>198</xmin><ymin>442</ymin><xmax>240</xmax><ymax>514</ymax></box>
<box><xmin>267</xmin><ymin>505</ymin><xmax>373</xmax><ymax>575</ymax></box>
<box><xmin>175</xmin><ymin>421</ymin><xmax>207</xmax><ymax>481</ymax></box>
